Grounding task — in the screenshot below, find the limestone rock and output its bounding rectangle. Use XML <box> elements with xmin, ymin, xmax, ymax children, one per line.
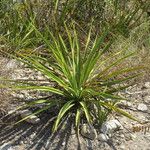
<box><xmin>62</xmin><ymin>142</ymin><xmax>66</xmax><ymax>146</ymax></box>
<box><xmin>117</xmin><ymin>100</ymin><xmax>132</xmax><ymax>108</ymax></box>
<box><xmin>120</xmin><ymin>144</ymin><xmax>126</xmax><ymax>150</ymax></box>
<box><xmin>137</xmin><ymin>103</ymin><xmax>148</xmax><ymax>112</ymax></box>
<box><xmin>98</xmin><ymin>133</ymin><xmax>109</xmax><ymax>142</ymax></box>
<box><xmin>101</xmin><ymin>119</ymin><xmax>122</xmax><ymax>134</ymax></box>
<box><xmin>5</xmin><ymin>59</ymin><xmax>18</xmax><ymax>70</ymax></box>
<box><xmin>144</xmin><ymin>95</ymin><xmax>150</xmax><ymax>103</ymax></box>
<box><xmin>144</xmin><ymin>82</ymin><xmax>150</xmax><ymax>89</ymax></box>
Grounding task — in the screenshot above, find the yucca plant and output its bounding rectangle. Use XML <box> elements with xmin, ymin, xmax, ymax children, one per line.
<box><xmin>0</xmin><ymin>24</ymin><xmax>142</xmax><ymax>133</ymax></box>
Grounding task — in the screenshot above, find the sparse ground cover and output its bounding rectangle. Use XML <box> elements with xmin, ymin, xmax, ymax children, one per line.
<box><xmin>0</xmin><ymin>0</ymin><xmax>150</xmax><ymax>150</ymax></box>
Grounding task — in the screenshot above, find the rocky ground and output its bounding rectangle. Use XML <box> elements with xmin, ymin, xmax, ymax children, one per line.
<box><xmin>0</xmin><ymin>58</ymin><xmax>150</xmax><ymax>150</ymax></box>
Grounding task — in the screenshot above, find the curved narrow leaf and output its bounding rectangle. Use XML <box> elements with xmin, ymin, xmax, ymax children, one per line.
<box><xmin>103</xmin><ymin>66</ymin><xmax>144</xmax><ymax>80</ymax></box>
<box><xmin>98</xmin><ymin>92</ymin><xmax>126</xmax><ymax>100</ymax></box>
<box><xmin>100</xmin><ymin>73</ymin><xmax>142</xmax><ymax>86</ymax></box>
<box><xmin>99</xmin><ymin>101</ymin><xmax>141</xmax><ymax>123</ymax></box>
<box><xmin>106</xmin><ymin>83</ymin><xmax>134</xmax><ymax>93</ymax></box>
<box><xmin>75</xmin><ymin>108</ymin><xmax>81</xmax><ymax>127</ymax></box>
<box><xmin>75</xmin><ymin>108</ymin><xmax>81</xmax><ymax>135</ymax></box>
<box><xmin>0</xmin><ymin>85</ymin><xmax>64</xmax><ymax>95</ymax></box>
<box><xmin>80</xmin><ymin>101</ymin><xmax>91</xmax><ymax>123</ymax></box>
<box><xmin>90</xmin><ymin>52</ymin><xmax>136</xmax><ymax>82</ymax></box>
<box><xmin>53</xmin><ymin>100</ymin><xmax>75</xmax><ymax>131</ymax></box>
<box><xmin>81</xmin><ymin>28</ymin><xmax>110</xmax><ymax>85</ymax></box>
<box><xmin>15</xmin><ymin>102</ymin><xmax>56</xmax><ymax>125</ymax></box>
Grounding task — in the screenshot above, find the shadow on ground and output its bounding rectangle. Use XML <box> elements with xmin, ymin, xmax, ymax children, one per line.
<box><xmin>0</xmin><ymin>112</ymin><xmax>82</xmax><ymax>150</ymax></box>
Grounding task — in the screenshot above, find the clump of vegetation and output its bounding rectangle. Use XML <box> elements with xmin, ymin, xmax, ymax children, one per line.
<box><xmin>0</xmin><ymin>25</ymin><xmax>142</xmax><ymax>132</ymax></box>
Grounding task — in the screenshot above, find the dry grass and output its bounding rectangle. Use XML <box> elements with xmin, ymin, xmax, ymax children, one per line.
<box><xmin>110</xmin><ymin>19</ymin><xmax>150</xmax><ymax>82</ymax></box>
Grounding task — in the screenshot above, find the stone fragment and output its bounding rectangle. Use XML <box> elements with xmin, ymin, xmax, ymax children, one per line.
<box><xmin>80</xmin><ymin>124</ymin><xmax>97</xmax><ymax>140</ymax></box>
<box><xmin>5</xmin><ymin>59</ymin><xmax>17</xmax><ymax>70</ymax></box>
<box><xmin>119</xmin><ymin>134</ymin><xmax>125</xmax><ymax>138</ymax></box>
<box><xmin>117</xmin><ymin>100</ymin><xmax>132</xmax><ymax>108</ymax></box>
<box><xmin>98</xmin><ymin>133</ymin><xmax>109</xmax><ymax>142</ymax></box>
<box><xmin>137</xmin><ymin>103</ymin><xmax>148</xmax><ymax>112</ymax></box>
<box><xmin>62</xmin><ymin>142</ymin><xmax>66</xmax><ymax>146</ymax></box>
<box><xmin>144</xmin><ymin>82</ymin><xmax>150</xmax><ymax>89</ymax></box>
<box><xmin>144</xmin><ymin>95</ymin><xmax>150</xmax><ymax>103</ymax></box>
<box><xmin>101</xmin><ymin>119</ymin><xmax>122</xmax><ymax>134</ymax></box>
<box><xmin>120</xmin><ymin>144</ymin><xmax>126</xmax><ymax>150</ymax></box>
<box><xmin>20</xmin><ymin>109</ymin><xmax>40</xmax><ymax>124</ymax></box>
<box><xmin>126</xmin><ymin>101</ymin><xmax>132</xmax><ymax>107</ymax></box>
<box><xmin>30</xmin><ymin>133</ymin><xmax>36</xmax><ymax>139</ymax></box>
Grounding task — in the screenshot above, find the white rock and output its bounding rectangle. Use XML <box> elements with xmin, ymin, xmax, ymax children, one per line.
<box><xmin>30</xmin><ymin>133</ymin><xmax>36</xmax><ymax>139</ymax></box>
<box><xmin>119</xmin><ymin>134</ymin><xmax>125</xmax><ymax>138</ymax></box>
<box><xmin>20</xmin><ymin>109</ymin><xmax>40</xmax><ymax>124</ymax></box>
<box><xmin>37</xmin><ymin>75</ymin><xmax>45</xmax><ymax>80</ymax></box>
<box><xmin>80</xmin><ymin>124</ymin><xmax>97</xmax><ymax>140</ymax></box>
<box><xmin>98</xmin><ymin>133</ymin><xmax>109</xmax><ymax>142</ymax></box>
<box><xmin>101</xmin><ymin>119</ymin><xmax>122</xmax><ymax>134</ymax></box>
<box><xmin>144</xmin><ymin>82</ymin><xmax>150</xmax><ymax>88</ymax></box>
<box><xmin>126</xmin><ymin>102</ymin><xmax>132</xmax><ymax>107</ymax></box>
<box><xmin>5</xmin><ymin>59</ymin><xmax>17</xmax><ymax>69</ymax></box>
<box><xmin>120</xmin><ymin>144</ymin><xmax>126</xmax><ymax>150</ymax></box>
<box><xmin>144</xmin><ymin>95</ymin><xmax>150</xmax><ymax>103</ymax></box>
<box><xmin>118</xmin><ymin>100</ymin><xmax>132</xmax><ymax>107</ymax></box>
<box><xmin>137</xmin><ymin>103</ymin><xmax>148</xmax><ymax>112</ymax></box>
<box><xmin>62</xmin><ymin>142</ymin><xmax>66</xmax><ymax>146</ymax></box>
<box><xmin>19</xmin><ymin>141</ymin><xmax>24</xmax><ymax>145</ymax></box>
<box><xmin>17</xmin><ymin>94</ymin><xmax>25</xmax><ymax>99</ymax></box>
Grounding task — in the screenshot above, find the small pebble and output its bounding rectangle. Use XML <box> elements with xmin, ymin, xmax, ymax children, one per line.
<box><xmin>144</xmin><ymin>82</ymin><xmax>150</xmax><ymax>89</ymax></box>
<box><xmin>19</xmin><ymin>141</ymin><xmax>24</xmax><ymax>145</ymax></box>
<box><xmin>23</xmin><ymin>140</ymin><xmax>28</xmax><ymax>144</ymax></box>
<box><xmin>98</xmin><ymin>133</ymin><xmax>109</xmax><ymax>142</ymax></box>
<box><xmin>62</xmin><ymin>142</ymin><xmax>66</xmax><ymax>146</ymax></box>
<box><xmin>120</xmin><ymin>144</ymin><xmax>126</xmax><ymax>150</ymax></box>
<box><xmin>101</xmin><ymin>119</ymin><xmax>122</xmax><ymax>134</ymax></box>
<box><xmin>30</xmin><ymin>133</ymin><xmax>36</xmax><ymax>139</ymax></box>
<box><xmin>137</xmin><ymin>103</ymin><xmax>148</xmax><ymax>112</ymax></box>
<box><xmin>144</xmin><ymin>95</ymin><xmax>150</xmax><ymax>103</ymax></box>
<box><xmin>119</xmin><ymin>134</ymin><xmax>125</xmax><ymax>138</ymax></box>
